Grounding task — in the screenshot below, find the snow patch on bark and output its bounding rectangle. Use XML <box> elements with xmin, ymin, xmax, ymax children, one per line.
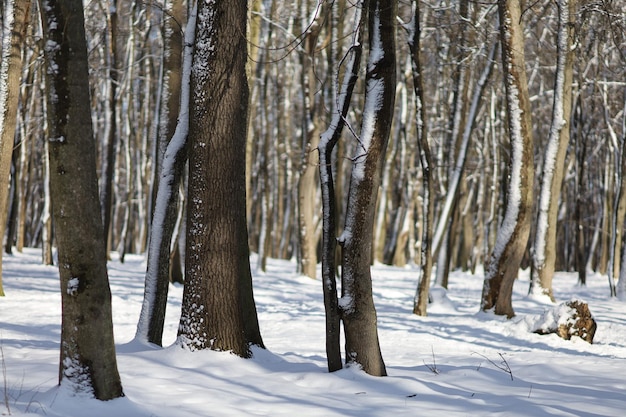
<box><xmin>351</xmin><ymin>11</ymin><xmax>385</xmax><ymax>182</ymax></box>
<box><xmin>533</xmin><ymin>0</ymin><xmax>570</xmax><ymax>271</ymax></box>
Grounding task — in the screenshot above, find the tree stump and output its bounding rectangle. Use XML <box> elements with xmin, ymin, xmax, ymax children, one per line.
<box><xmin>533</xmin><ymin>300</ymin><xmax>597</xmax><ymax>344</ymax></box>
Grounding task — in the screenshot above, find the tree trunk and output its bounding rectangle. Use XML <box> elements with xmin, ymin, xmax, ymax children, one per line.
<box><xmin>530</xmin><ymin>0</ymin><xmax>577</xmax><ymax>301</ymax></box>
<box><xmin>39</xmin><ymin>0</ymin><xmax>123</xmax><ymax>399</ymax></box>
<box><xmin>0</xmin><ymin>0</ymin><xmax>30</xmax><ymax>295</ymax></box>
<box><xmin>573</xmin><ymin>98</ymin><xmax>587</xmax><ymax>285</ymax></box>
<box><xmin>340</xmin><ymin>0</ymin><xmax>396</xmax><ymax>377</ymax></box>
<box><xmin>135</xmin><ymin>0</ymin><xmax>189</xmax><ymax>347</ymax></box>
<box><xmin>409</xmin><ymin>0</ymin><xmax>434</xmax><ymax>317</ymax></box>
<box><xmin>178</xmin><ymin>0</ymin><xmax>263</xmax><ymax>356</ymax></box>
<box><xmin>318</xmin><ymin>0</ymin><xmax>365</xmax><ymax>373</ymax></box>
<box><xmin>481</xmin><ymin>0</ymin><xmax>534</xmax><ymax>318</ymax></box>
<box><xmin>297</xmin><ymin>1</ymin><xmax>327</xmax><ymax>278</ymax></box>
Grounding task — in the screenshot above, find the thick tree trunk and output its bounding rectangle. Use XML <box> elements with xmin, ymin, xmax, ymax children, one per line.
<box><xmin>178</xmin><ymin>0</ymin><xmax>263</xmax><ymax>356</ymax></box>
<box><xmin>0</xmin><ymin>0</ymin><xmax>30</xmax><ymax>295</ymax></box>
<box><xmin>340</xmin><ymin>0</ymin><xmax>396</xmax><ymax>376</ymax></box>
<box><xmin>481</xmin><ymin>0</ymin><xmax>534</xmax><ymax>318</ymax></box>
<box><xmin>39</xmin><ymin>0</ymin><xmax>123</xmax><ymax>399</ymax></box>
<box><xmin>530</xmin><ymin>0</ymin><xmax>576</xmax><ymax>301</ymax></box>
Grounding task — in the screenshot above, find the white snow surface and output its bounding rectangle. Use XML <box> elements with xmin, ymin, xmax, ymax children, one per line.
<box><xmin>2</xmin><ymin>249</ymin><xmax>626</xmax><ymax>416</ymax></box>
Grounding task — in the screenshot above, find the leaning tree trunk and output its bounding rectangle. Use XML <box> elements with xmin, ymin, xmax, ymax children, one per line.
<box><xmin>39</xmin><ymin>0</ymin><xmax>123</xmax><ymax>400</ymax></box>
<box><xmin>340</xmin><ymin>0</ymin><xmax>396</xmax><ymax>377</ymax></box>
<box><xmin>178</xmin><ymin>0</ymin><xmax>264</xmax><ymax>357</ymax></box>
<box><xmin>530</xmin><ymin>0</ymin><xmax>576</xmax><ymax>301</ymax></box>
<box><xmin>0</xmin><ymin>0</ymin><xmax>30</xmax><ymax>296</ymax></box>
<box><xmin>481</xmin><ymin>0</ymin><xmax>534</xmax><ymax>318</ymax></box>
<box><xmin>136</xmin><ymin>0</ymin><xmax>193</xmax><ymax>346</ymax></box>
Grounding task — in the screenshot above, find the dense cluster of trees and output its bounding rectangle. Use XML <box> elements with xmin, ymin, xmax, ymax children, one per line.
<box><xmin>0</xmin><ymin>0</ymin><xmax>625</xmax><ymax>399</ymax></box>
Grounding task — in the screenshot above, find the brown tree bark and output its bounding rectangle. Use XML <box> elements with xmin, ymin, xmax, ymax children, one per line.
<box><xmin>178</xmin><ymin>0</ymin><xmax>263</xmax><ymax>356</ymax></box>
<box><xmin>39</xmin><ymin>0</ymin><xmax>123</xmax><ymax>399</ymax></box>
<box><xmin>0</xmin><ymin>0</ymin><xmax>30</xmax><ymax>295</ymax></box>
<box><xmin>340</xmin><ymin>0</ymin><xmax>396</xmax><ymax>376</ymax></box>
<box><xmin>319</xmin><ymin>0</ymin><xmax>366</xmax><ymax>373</ymax></box>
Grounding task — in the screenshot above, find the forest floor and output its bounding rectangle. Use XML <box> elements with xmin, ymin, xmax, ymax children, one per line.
<box><xmin>2</xmin><ymin>248</ymin><xmax>626</xmax><ymax>416</ymax></box>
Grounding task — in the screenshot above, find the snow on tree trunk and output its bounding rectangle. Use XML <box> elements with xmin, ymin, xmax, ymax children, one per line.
<box><xmin>339</xmin><ymin>0</ymin><xmax>396</xmax><ymax>377</ymax></box>
<box><xmin>481</xmin><ymin>0</ymin><xmax>534</xmax><ymax>318</ymax></box>
<box><xmin>135</xmin><ymin>1</ymin><xmax>196</xmax><ymax>346</ymax></box>
<box><xmin>530</xmin><ymin>0</ymin><xmax>576</xmax><ymax>302</ymax></box>
<box><xmin>177</xmin><ymin>0</ymin><xmax>263</xmax><ymax>356</ymax></box>
<box><xmin>318</xmin><ymin>2</ymin><xmax>366</xmax><ymax>373</ymax></box>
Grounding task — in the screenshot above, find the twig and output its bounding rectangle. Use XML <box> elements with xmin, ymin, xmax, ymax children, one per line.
<box><xmin>423</xmin><ymin>347</ymin><xmax>439</xmax><ymax>375</ymax></box>
<box><xmin>472</xmin><ymin>352</ymin><xmax>514</xmax><ymax>380</ymax></box>
<box><xmin>1</xmin><ymin>341</ymin><xmax>10</xmax><ymax>415</ymax></box>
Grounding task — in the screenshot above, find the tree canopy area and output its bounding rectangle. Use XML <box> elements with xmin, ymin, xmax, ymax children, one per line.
<box><xmin>1</xmin><ymin>0</ymin><xmax>626</xmax><ymax>397</ymax></box>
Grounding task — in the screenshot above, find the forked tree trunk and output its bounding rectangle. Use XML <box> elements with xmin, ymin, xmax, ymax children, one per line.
<box><xmin>340</xmin><ymin>0</ymin><xmax>396</xmax><ymax>376</ymax></box>
<box><xmin>39</xmin><ymin>0</ymin><xmax>123</xmax><ymax>399</ymax></box>
<box><xmin>481</xmin><ymin>0</ymin><xmax>534</xmax><ymax>318</ymax></box>
<box><xmin>318</xmin><ymin>1</ymin><xmax>366</xmax><ymax>373</ymax></box>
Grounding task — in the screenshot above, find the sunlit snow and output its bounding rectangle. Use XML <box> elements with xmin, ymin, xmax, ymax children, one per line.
<box><xmin>1</xmin><ymin>249</ymin><xmax>626</xmax><ymax>416</ymax></box>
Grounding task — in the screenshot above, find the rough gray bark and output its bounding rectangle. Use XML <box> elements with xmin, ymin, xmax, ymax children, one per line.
<box><xmin>178</xmin><ymin>0</ymin><xmax>263</xmax><ymax>356</ymax></box>
<box><xmin>39</xmin><ymin>0</ymin><xmax>123</xmax><ymax>399</ymax></box>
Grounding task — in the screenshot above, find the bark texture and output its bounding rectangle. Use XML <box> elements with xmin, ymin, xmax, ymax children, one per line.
<box><xmin>340</xmin><ymin>0</ymin><xmax>396</xmax><ymax>376</ymax></box>
<box><xmin>39</xmin><ymin>0</ymin><xmax>123</xmax><ymax>399</ymax></box>
<box><xmin>318</xmin><ymin>0</ymin><xmax>366</xmax><ymax>373</ymax></box>
<box><xmin>178</xmin><ymin>0</ymin><xmax>263</xmax><ymax>357</ymax></box>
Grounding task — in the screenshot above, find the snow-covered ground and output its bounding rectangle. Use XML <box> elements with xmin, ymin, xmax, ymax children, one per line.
<box><xmin>2</xmin><ymin>248</ymin><xmax>626</xmax><ymax>416</ymax></box>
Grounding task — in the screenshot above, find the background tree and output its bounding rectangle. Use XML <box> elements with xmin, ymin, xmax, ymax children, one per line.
<box><xmin>481</xmin><ymin>0</ymin><xmax>534</xmax><ymax>318</ymax></box>
<box><xmin>408</xmin><ymin>0</ymin><xmax>434</xmax><ymax>316</ymax></box>
<box><xmin>0</xmin><ymin>0</ymin><xmax>30</xmax><ymax>296</ymax></box>
<box><xmin>529</xmin><ymin>0</ymin><xmax>577</xmax><ymax>301</ymax></box>
<box><xmin>136</xmin><ymin>0</ymin><xmax>192</xmax><ymax>347</ymax></box>
<box><xmin>177</xmin><ymin>0</ymin><xmax>263</xmax><ymax>356</ymax></box>
<box><xmin>38</xmin><ymin>0</ymin><xmax>123</xmax><ymax>399</ymax></box>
